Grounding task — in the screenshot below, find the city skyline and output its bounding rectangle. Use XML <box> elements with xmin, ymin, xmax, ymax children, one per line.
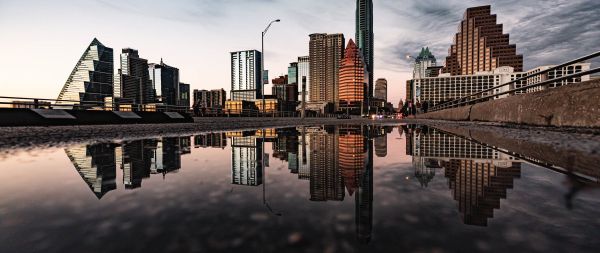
<box><xmin>1</xmin><ymin>0</ymin><xmax>598</xmax><ymax>105</ymax></box>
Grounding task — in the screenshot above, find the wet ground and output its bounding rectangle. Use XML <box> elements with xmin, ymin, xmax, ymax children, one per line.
<box><xmin>0</xmin><ymin>124</ymin><xmax>598</xmax><ymax>253</ymax></box>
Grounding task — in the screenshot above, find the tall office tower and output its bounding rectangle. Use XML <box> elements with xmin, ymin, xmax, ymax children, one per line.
<box><xmin>356</xmin><ymin>0</ymin><xmax>374</xmax><ymax>98</ymax></box>
<box><xmin>288</xmin><ymin>62</ymin><xmax>298</xmax><ymax>85</ymax></box>
<box><xmin>119</xmin><ymin>48</ymin><xmax>154</xmax><ymax>104</ymax></box>
<box><xmin>339</xmin><ymin>39</ymin><xmax>368</xmax><ymax>109</ymax></box>
<box><xmin>374</xmin><ymin>78</ymin><xmax>387</xmax><ymax>101</ymax></box>
<box><xmin>309</xmin><ymin>33</ymin><xmax>345</xmax><ymax>109</ymax></box>
<box><xmin>309</xmin><ymin>126</ymin><xmax>344</xmax><ymax>201</ymax></box>
<box><xmin>297</xmin><ymin>56</ymin><xmax>310</xmax><ymax>101</ymax></box>
<box><xmin>57</xmin><ymin>38</ymin><xmax>113</xmax><ymax>108</ymax></box>
<box><xmin>178</xmin><ymin>82</ymin><xmax>190</xmax><ymax>107</ymax></box>
<box><xmin>231</xmin><ymin>136</ymin><xmax>263</xmax><ymax>186</ymax></box>
<box><xmin>413</xmin><ymin>47</ymin><xmax>437</xmax><ymax>79</ymax></box>
<box><xmin>148</xmin><ymin>59</ymin><xmax>180</xmax><ymax>106</ymax></box>
<box><xmin>338</xmin><ymin>126</ymin><xmax>367</xmax><ymax>195</ymax></box>
<box><xmin>443</xmin><ymin>5</ymin><xmax>523</xmax><ymax>76</ymax></box>
<box><xmin>66</xmin><ymin>143</ymin><xmax>117</xmax><ymax>199</ymax></box>
<box><xmin>231</xmin><ymin>50</ymin><xmax>262</xmax><ymax>101</ymax></box>
<box><xmin>443</xmin><ymin>159</ymin><xmax>521</xmax><ymax>226</ymax></box>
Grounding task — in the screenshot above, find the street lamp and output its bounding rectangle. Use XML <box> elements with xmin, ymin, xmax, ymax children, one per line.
<box><xmin>261</xmin><ymin>19</ymin><xmax>281</xmax><ymax>116</ymax></box>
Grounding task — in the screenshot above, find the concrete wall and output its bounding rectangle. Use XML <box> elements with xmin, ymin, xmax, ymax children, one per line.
<box><xmin>0</xmin><ymin>109</ymin><xmax>193</xmax><ymax>126</ymax></box>
<box><xmin>416</xmin><ymin>79</ymin><xmax>600</xmax><ymax>128</ymax></box>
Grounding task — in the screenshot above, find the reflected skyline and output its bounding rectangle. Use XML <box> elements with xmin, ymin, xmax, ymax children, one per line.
<box><xmin>59</xmin><ymin>124</ymin><xmax>600</xmax><ymax>247</ymax></box>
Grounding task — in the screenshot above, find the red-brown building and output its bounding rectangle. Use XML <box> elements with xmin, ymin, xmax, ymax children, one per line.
<box><xmin>443</xmin><ymin>5</ymin><xmax>523</xmax><ymax>76</ymax></box>
<box><xmin>339</xmin><ymin>39</ymin><xmax>368</xmax><ymax>112</ymax></box>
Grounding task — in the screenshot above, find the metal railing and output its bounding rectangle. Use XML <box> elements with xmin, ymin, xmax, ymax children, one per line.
<box><xmin>0</xmin><ymin>96</ymin><xmax>341</xmax><ymax>118</ymax></box>
<box><xmin>429</xmin><ymin>51</ymin><xmax>600</xmax><ymax>112</ymax></box>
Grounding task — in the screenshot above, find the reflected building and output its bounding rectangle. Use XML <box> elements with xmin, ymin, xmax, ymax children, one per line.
<box><xmin>356</xmin><ymin>132</ymin><xmax>374</xmax><ymax>243</ymax></box>
<box><xmin>57</xmin><ymin>38</ymin><xmax>113</xmax><ymax>109</ymax></box>
<box><xmin>309</xmin><ymin>126</ymin><xmax>344</xmax><ymax>201</ymax></box>
<box><xmin>231</xmin><ymin>135</ymin><xmax>263</xmax><ymax>186</ymax></box>
<box><xmin>121</xmin><ymin>140</ymin><xmax>155</xmax><ymax>189</ymax></box>
<box><xmin>66</xmin><ymin>143</ymin><xmax>117</xmax><ymax>199</ymax></box>
<box><xmin>194</xmin><ymin>133</ymin><xmax>227</xmax><ymax>149</ymax></box>
<box><xmin>339</xmin><ymin>126</ymin><xmax>367</xmax><ymax>195</ymax></box>
<box><xmin>442</xmin><ymin>159</ymin><xmax>521</xmax><ymax>226</ymax></box>
<box><xmin>409</xmin><ymin>126</ymin><xmax>522</xmax><ymax>226</ymax></box>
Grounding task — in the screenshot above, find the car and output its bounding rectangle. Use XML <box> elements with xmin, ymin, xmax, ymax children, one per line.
<box><xmin>337</xmin><ymin>114</ymin><xmax>351</xmax><ymax>119</ymax></box>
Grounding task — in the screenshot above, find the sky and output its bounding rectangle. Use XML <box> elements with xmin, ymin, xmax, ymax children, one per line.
<box><xmin>0</xmin><ymin>0</ymin><xmax>598</xmax><ymax>105</ymax></box>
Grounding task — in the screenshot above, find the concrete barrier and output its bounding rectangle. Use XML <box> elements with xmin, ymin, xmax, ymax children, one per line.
<box><xmin>418</xmin><ymin>79</ymin><xmax>600</xmax><ymax>128</ymax></box>
<box><xmin>0</xmin><ymin>109</ymin><xmax>193</xmax><ymax>126</ymax></box>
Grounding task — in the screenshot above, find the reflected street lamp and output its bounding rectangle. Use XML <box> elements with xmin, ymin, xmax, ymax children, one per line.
<box><xmin>261</xmin><ymin>19</ymin><xmax>281</xmax><ymax>116</ymax></box>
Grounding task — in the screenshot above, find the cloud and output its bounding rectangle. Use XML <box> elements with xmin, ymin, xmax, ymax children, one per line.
<box><xmin>379</xmin><ymin>0</ymin><xmax>600</xmax><ymax>72</ymax></box>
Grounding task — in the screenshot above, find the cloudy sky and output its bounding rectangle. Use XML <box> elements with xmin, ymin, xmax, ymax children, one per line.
<box><xmin>0</xmin><ymin>0</ymin><xmax>598</xmax><ymax>104</ymax></box>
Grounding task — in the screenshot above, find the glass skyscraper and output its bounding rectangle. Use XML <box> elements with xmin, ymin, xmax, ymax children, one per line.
<box><xmin>56</xmin><ymin>38</ymin><xmax>113</xmax><ymax>109</ymax></box>
<box><xmin>119</xmin><ymin>48</ymin><xmax>154</xmax><ymax>105</ymax></box>
<box><xmin>231</xmin><ymin>50</ymin><xmax>262</xmax><ymax>101</ymax></box>
<box><xmin>356</xmin><ymin>0</ymin><xmax>374</xmax><ymax>98</ymax></box>
<box><xmin>297</xmin><ymin>56</ymin><xmax>310</xmax><ymax>101</ymax></box>
<box><xmin>148</xmin><ymin>59</ymin><xmax>180</xmax><ymax>106</ymax></box>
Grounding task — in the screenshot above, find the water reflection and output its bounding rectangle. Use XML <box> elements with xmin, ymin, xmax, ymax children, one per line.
<box><xmin>57</xmin><ymin>124</ymin><xmax>600</xmax><ymax>249</ymax></box>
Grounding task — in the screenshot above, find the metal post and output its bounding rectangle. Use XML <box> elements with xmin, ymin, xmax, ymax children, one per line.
<box><xmin>301</xmin><ymin>76</ymin><xmax>306</xmax><ymax>119</ymax></box>
<box><xmin>261</xmin><ymin>19</ymin><xmax>281</xmax><ymax>118</ymax></box>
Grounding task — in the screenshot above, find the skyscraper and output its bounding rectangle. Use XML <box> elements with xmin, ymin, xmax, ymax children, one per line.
<box><xmin>309</xmin><ymin>33</ymin><xmax>345</xmax><ymax>109</ymax></box>
<box><xmin>119</xmin><ymin>48</ymin><xmax>154</xmax><ymax>104</ymax></box>
<box><xmin>297</xmin><ymin>56</ymin><xmax>310</xmax><ymax>101</ymax></box>
<box><xmin>231</xmin><ymin>50</ymin><xmax>262</xmax><ymax>101</ymax></box>
<box><xmin>288</xmin><ymin>62</ymin><xmax>298</xmax><ymax>85</ymax></box>
<box><xmin>413</xmin><ymin>47</ymin><xmax>436</xmax><ymax>79</ymax></box>
<box><xmin>148</xmin><ymin>59</ymin><xmax>180</xmax><ymax>106</ymax></box>
<box><xmin>374</xmin><ymin>78</ymin><xmax>387</xmax><ymax>101</ymax></box>
<box><xmin>443</xmin><ymin>5</ymin><xmax>523</xmax><ymax>75</ymax></box>
<box><xmin>309</xmin><ymin>126</ymin><xmax>343</xmax><ymax>201</ymax></box>
<box><xmin>57</xmin><ymin>38</ymin><xmax>113</xmax><ymax>108</ymax></box>
<box><xmin>339</xmin><ymin>39</ymin><xmax>368</xmax><ymax>112</ymax></box>
<box><xmin>178</xmin><ymin>82</ymin><xmax>190</xmax><ymax>107</ymax></box>
<box><xmin>356</xmin><ymin>0</ymin><xmax>374</xmax><ymax>98</ymax></box>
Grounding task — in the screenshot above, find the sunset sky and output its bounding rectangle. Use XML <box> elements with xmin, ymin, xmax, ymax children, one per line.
<box><xmin>0</xmin><ymin>0</ymin><xmax>598</xmax><ymax>105</ymax></box>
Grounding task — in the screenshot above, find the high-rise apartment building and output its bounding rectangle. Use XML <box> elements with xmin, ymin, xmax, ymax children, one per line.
<box><xmin>443</xmin><ymin>5</ymin><xmax>523</xmax><ymax>76</ymax></box>
<box><xmin>148</xmin><ymin>59</ymin><xmax>180</xmax><ymax>106</ymax></box>
<box><xmin>309</xmin><ymin>33</ymin><xmax>345</xmax><ymax>109</ymax></box>
<box><xmin>119</xmin><ymin>48</ymin><xmax>154</xmax><ymax>104</ymax></box>
<box><xmin>339</xmin><ymin>39</ymin><xmax>368</xmax><ymax>112</ymax></box>
<box><xmin>57</xmin><ymin>38</ymin><xmax>113</xmax><ymax>108</ymax></box>
<box><xmin>193</xmin><ymin>89</ymin><xmax>226</xmax><ymax>108</ymax></box>
<box><xmin>231</xmin><ymin>50</ymin><xmax>262</xmax><ymax>101</ymax></box>
<box><xmin>413</xmin><ymin>47</ymin><xmax>436</xmax><ymax>79</ymax></box>
<box><xmin>356</xmin><ymin>0</ymin><xmax>374</xmax><ymax>98</ymax></box>
<box><xmin>374</xmin><ymin>78</ymin><xmax>387</xmax><ymax>101</ymax></box>
<box><xmin>298</xmin><ymin>56</ymin><xmax>310</xmax><ymax>101</ymax></box>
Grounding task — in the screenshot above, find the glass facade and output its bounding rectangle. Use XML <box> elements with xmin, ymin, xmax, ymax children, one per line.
<box><xmin>231</xmin><ymin>50</ymin><xmax>262</xmax><ymax>101</ymax></box>
<box><xmin>297</xmin><ymin>56</ymin><xmax>310</xmax><ymax>101</ymax></box>
<box><xmin>148</xmin><ymin>61</ymin><xmax>180</xmax><ymax>106</ymax></box>
<box><xmin>56</xmin><ymin>38</ymin><xmax>114</xmax><ymax>109</ymax></box>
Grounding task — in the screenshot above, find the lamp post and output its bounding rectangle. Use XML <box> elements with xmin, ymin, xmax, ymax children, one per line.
<box><xmin>261</xmin><ymin>19</ymin><xmax>281</xmax><ymax>116</ymax></box>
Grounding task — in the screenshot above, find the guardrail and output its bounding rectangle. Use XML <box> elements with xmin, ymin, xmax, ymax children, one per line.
<box><xmin>429</xmin><ymin>51</ymin><xmax>600</xmax><ymax>112</ymax></box>
<box><xmin>0</xmin><ymin>96</ymin><xmax>340</xmax><ymax>118</ymax></box>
